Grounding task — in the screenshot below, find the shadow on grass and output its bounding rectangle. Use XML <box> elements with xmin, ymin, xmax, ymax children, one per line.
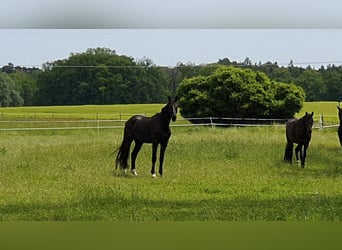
<box><xmin>1</xmin><ymin>190</ymin><xmax>341</xmax><ymax>221</ymax></box>
<box><xmin>278</xmin><ymin>158</ymin><xmax>342</xmax><ymax>179</ymax></box>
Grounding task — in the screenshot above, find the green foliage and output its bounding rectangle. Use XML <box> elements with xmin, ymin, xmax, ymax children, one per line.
<box><xmin>294</xmin><ymin>69</ymin><xmax>326</xmax><ymax>101</ymax></box>
<box><xmin>4</xmin><ymin>53</ymin><xmax>342</xmax><ymax>106</ymax></box>
<box><xmin>35</xmin><ymin>48</ymin><xmax>169</xmax><ymax>105</ymax></box>
<box><xmin>177</xmin><ymin>66</ymin><xmax>305</xmax><ymax>119</ymax></box>
<box><xmin>319</xmin><ymin>66</ymin><xmax>342</xmax><ymax>101</ymax></box>
<box><xmin>9</xmin><ymin>70</ymin><xmax>40</xmax><ymax>106</ymax></box>
<box><xmin>0</xmin><ymin>73</ymin><xmax>24</xmax><ymax>107</ymax></box>
<box><xmin>217</xmin><ymin>58</ymin><xmax>342</xmax><ymax>102</ymax></box>
<box><xmin>272</xmin><ymin>82</ymin><xmax>306</xmax><ymax>118</ymax></box>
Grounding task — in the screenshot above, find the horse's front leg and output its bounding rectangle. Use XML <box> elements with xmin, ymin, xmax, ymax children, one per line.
<box><xmin>151</xmin><ymin>142</ymin><xmax>158</xmax><ymax>177</ymax></box>
<box><xmin>158</xmin><ymin>141</ymin><xmax>169</xmax><ymax>177</ymax></box>
<box><xmin>301</xmin><ymin>143</ymin><xmax>309</xmax><ymax>168</ymax></box>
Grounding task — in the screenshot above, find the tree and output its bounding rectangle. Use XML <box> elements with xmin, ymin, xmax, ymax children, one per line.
<box><xmin>9</xmin><ymin>70</ymin><xmax>40</xmax><ymax>106</ymax></box>
<box><xmin>288</xmin><ymin>60</ymin><xmax>294</xmax><ymax>67</ymax></box>
<box><xmin>177</xmin><ymin>66</ymin><xmax>304</xmax><ymax>120</ymax></box>
<box><xmin>34</xmin><ymin>48</ymin><xmax>169</xmax><ymax>105</ymax></box>
<box><xmin>320</xmin><ymin>67</ymin><xmax>342</xmax><ymax>101</ymax></box>
<box><xmin>1</xmin><ymin>63</ymin><xmax>14</xmax><ymax>74</ymax></box>
<box><xmin>294</xmin><ymin>69</ymin><xmax>326</xmax><ymax>101</ymax></box>
<box><xmin>243</xmin><ymin>57</ymin><xmax>252</xmax><ymax>66</ymax></box>
<box><xmin>0</xmin><ymin>73</ymin><xmax>24</xmax><ymax>107</ymax></box>
<box><xmin>271</xmin><ymin>82</ymin><xmax>305</xmax><ymax>118</ymax></box>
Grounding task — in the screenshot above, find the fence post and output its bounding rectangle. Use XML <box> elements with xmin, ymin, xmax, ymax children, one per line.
<box><xmin>96</xmin><ymin>113</ymin><xmax>100</xmax><ymax>134</ymax></box>
<box><xmin>210</xmin><ymin>117</ymin><xmax>213</xmax><ymax>128</ymax></box>
<box><xmin>319</xmin><ymin>114</ymin><xmax>324</xmax><ymax>129</ymax></box>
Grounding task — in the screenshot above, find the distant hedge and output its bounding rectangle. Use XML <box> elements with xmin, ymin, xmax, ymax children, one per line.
<box><xmin>176</xmin><ymin>66</ymin><xmax>305</xmax><ymax>120</ymax></box>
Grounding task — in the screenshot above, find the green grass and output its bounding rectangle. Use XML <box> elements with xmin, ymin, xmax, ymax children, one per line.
<box><xmin>301</xmin><ymin>101</ymin><xmax>340</xmax><ymax>125</ymax></box>
<box><xmin>0</xmin><ymin>102</ymin><xmax>341</xmax><ymax>221</ymax></box>
<box><xmin>0</xmin><ymin>104</ymin><xmax>165</xmax><ymax>120</ymax></box>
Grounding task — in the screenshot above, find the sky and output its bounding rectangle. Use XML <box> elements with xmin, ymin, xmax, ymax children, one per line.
<box><xmin>1</xmin><ymin>1</ymin><xmax>342</xmax><ymax>68</ymax></box>
<box><xmin>1</xmin><ymin>29</ymin><xmax>342</xmax><ymax>69</ymax></box>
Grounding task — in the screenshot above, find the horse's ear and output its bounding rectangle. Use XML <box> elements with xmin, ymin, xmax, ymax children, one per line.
<box><xmin>305</xmin><ymin>112</ymin><xmax>308</xmax><ymax>116</ymax></box>
<box><xmin>311</xmin><ymin>112</ymin><xmax>314</xmax><ymax>117</ymax></box>
<box><xmin>168</xmin><ymin>96</ymin><xmax>171</xmax><ymax>103</ymax></box>
<box><xmin>175</xmin><ymin>96</ymin><xmax>178</xmax><ymax>102</ymax></box>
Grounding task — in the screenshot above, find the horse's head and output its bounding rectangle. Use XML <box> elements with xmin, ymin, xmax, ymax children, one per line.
<box><xmin>304</xmin><ymin>112</ymin><xmax>314</xmax><ymax>135</ymax></box>
<box><xmin>162</xmin><ymin>96</ymin><xmax>178</xmax><ymax>122</ymax></box>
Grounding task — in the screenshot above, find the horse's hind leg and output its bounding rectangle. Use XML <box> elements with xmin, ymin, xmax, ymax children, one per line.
<box><xmin>115</xmin><ymin>135</ymin><xmax>133</xmax><ymax>172</ymax></box>
<box><xmin>295</xmin><ymin>144</ymin><xmax>302</xmax><ymax>163</ymax></box>
<box><xmin>131</xmin><ymin>141</ymin><xmax>143</xmax><ymax>176</ymax></box>
<box><xmin>284</xmin><ymin>142</ymin><xmax>293</xmax><ymax>163</ymax></box>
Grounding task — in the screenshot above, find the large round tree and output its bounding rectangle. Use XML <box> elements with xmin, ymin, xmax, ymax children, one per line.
<box><xmin>177</xmin><ymin>66</ymin><xmax>305</xmax><ymax>120</ymax></box>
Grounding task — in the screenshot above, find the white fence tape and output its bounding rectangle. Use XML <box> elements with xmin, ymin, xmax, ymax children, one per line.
<box><xmin>0</xmin><ymin>116</ymin><xmax>339</xmax><ymax>132</ymax></box>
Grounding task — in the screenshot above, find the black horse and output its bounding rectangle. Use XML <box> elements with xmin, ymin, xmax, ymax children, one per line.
<box><xmin>337</xmin><ymin>103</ymin><xmax>342</xmax><ymax>146</ymax></box>
<box><xmin>115</xmin><ymin>96</ymin><xmax>178</xmax><ymax>177</ymax></box>
<box><xmin>284</xmin><ymin>112</ymin><xmax>314</xmax><ymax>168</ymax></box>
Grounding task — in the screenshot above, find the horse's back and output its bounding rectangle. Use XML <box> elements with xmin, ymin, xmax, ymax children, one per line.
<box><xmin>125</xmin><ymin>114</ymin><xmax>171</xmax><ymax>143</ymax></box>
<box><xmin>124</xmin><ymin>115</ymin><xmax>154</xmax><ymax>143</ymax></box>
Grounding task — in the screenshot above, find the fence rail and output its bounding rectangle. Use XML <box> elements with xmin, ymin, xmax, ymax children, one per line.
<box><xmin>0</xmin><ymin>114</ymin><xmax>339</xmax><ymax>132</ymax></box>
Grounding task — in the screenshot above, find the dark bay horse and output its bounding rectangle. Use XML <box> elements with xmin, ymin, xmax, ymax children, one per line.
<box><xmin>284</xmin><ymin>112</ymin><xmax>314</xmax><ymax>168</ymax></box>
<box><xmin>337</xmin><ymin>103</ymin><xmax>342</xmax><ymax>146</ymax></box>
<box><xmin>115</xmin><ymin>96</ymin><xmax>178</xmax><ymax>177</ymax></box>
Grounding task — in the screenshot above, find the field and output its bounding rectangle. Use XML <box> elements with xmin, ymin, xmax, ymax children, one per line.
<box><xmin>0</xmin><ymin>102</ymin><xmax>341</xmax><ymax>221</ymax></box>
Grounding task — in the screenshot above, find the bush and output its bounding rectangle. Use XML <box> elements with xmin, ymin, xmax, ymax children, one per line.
<box><xmin>177</xmin><ymin>66</ymin><xmax>305</xmax><ymax>120</ymax></box>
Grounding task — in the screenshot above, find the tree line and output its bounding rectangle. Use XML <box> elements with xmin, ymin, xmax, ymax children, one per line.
<box><xmin>1</xmin><ymin>48</ymin><xmax>342</xmax><ymax>108</ymax></box>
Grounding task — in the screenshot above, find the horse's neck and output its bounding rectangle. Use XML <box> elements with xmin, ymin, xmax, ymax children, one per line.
<box><xmin>159</xmin><ymin>112</ymin><xmax>172</xmax><ymax>127</ymax></box>
<box><xmin>298</xmin><ymin>118</ymin><xmax>306</xmax><ymax>130</ymax></box>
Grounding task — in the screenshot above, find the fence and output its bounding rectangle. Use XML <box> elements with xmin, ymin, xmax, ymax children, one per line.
<box><xmin>0</xmin><ymin>113</ymin><xmax>339</xmax><ymax>132</ymax></box>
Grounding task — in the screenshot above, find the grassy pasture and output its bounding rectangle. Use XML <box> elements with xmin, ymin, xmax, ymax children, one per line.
<box><xmin>0</xmin><ymin>104</ymin><xmax>164</xmax><ymax>120</ymax></box>
<box><xmin>0</xmin><ymin>102</ymin><xmax>341</xmax><ymax>221</ymax></box>
<box><xmin>301</xmin><ymin>101</ymin><xmax>340</xmax><ymax>125</ymax></box>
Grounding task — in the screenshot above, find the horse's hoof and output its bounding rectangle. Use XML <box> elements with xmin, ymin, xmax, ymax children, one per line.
<box><xmin>152</xmin><ymin>173</ymin><xmax>156</xmax><ymax>178</ymax></box>
<box><xmin>131</xmin><ymin>169</ymin><xmax>138</xmax><ymax>176</ymax></box>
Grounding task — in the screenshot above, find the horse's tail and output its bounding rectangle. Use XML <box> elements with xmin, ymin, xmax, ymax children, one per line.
<box><xmin>114</xmin><ymin>133</ymin><xmax>131</xmax><ymax>170</ymax></box>
<box><xmin>284</xmin><ymin>141</ymin><xmax>293</xmax><ymax>163</ymax></box>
